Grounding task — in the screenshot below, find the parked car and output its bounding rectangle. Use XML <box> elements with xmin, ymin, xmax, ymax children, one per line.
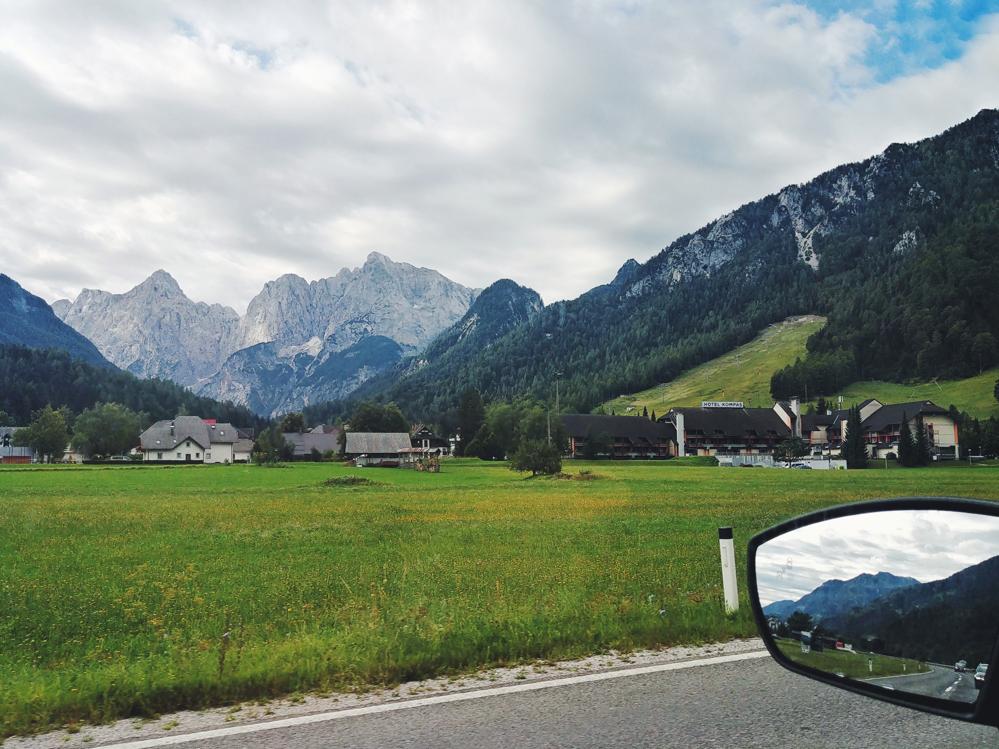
<box><xmin>976</xmin><ymin>663</ymin><xmax>988</xmax><ymax>689</ymax></box>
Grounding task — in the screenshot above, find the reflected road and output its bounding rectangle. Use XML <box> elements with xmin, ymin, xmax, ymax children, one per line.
<box><xmin>867</xmin><ymin>664</ymin><xmax>978</xmax><ymax>703</ymax></box>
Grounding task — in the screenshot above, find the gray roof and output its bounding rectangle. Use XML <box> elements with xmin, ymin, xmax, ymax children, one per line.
<box><xmin>345</xmin><ymin>432</ymin><xmax>412</xmax><ymax>455</ymax></box>
<box><xmin>283</xmin><ymin>430</ymin><xmax>341</xmax><ymax>457</ymax></box>
<box><xmin>862</xmin><ymin>400</ymin><xmax>948</xmax><ymax>432</ymax></box>
<box><xmin>667</xmin><ymin>407</ymin><xmax>790</xmax><ymax>438</ymax></box>
<box><xmin>139</xmin><ymin>416</ymin><xmax>241</xmax><ymax>451</ymax></box>
<box><xmin>561</xmin><ymin>414</ymin><xmax>676</xmax><ymax>443</ymax></box>
<box><xmin>234</xmin><ymin>438</ymin><xmax>255</xmax><ymax>454</ymax></box>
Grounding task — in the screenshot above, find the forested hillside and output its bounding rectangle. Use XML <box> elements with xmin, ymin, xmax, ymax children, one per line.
<box><xmin>0</xmin><ymin>274</ymin><xmax>111</xmax><ymax>368</ymax></box>
<box><xmin>0</xmin><ymin>345</ymin><xmax>264</xmax><ymax>428</ymax></box>
<box><xmin>352</xmin><ymin>109</ymin><xmax>999</xmax><ymax>420</ymax></box>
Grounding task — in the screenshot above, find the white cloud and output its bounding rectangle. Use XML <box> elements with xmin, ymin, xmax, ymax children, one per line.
<box><xmin>756</xmin><ymin>509</ymin><xmax>999</xmax><ymax>605</ymax></box>
<box><xmin>0</xmin><ymin>1</ymin><xmax>997</xmax><ymax>310</ymax></box>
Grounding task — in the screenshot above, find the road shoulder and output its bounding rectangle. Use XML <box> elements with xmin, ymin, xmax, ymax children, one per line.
<box><xmin>7</xmin><ymin>638</ymin><xmax>765</xmax><ymax>749</ymax></box>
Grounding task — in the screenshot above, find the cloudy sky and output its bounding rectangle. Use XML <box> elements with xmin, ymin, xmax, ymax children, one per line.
<box><xmin>756</xmin><ymin>509</ymin><xmax>999</xmax><ymax>605</ymax></box>
<box><xmin>2</xmin><ymin>1</ymin><xmax>998</xmax><ymax>312</ymax></box>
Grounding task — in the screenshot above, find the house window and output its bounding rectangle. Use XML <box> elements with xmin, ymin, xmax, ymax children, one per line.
<box><xmin>176</xmin><ymin>452</ymin><xmax>181</xmax><ymax>458</ymax></box>
<box><xmin>157</xmin><ymin>452</ymin><xmax>163</xmax><ymax>460</ymax></box>
<box><xmin>196</xmin><ymin>452</ymin><xmax>201</xmax><ymax>459</ymax></box>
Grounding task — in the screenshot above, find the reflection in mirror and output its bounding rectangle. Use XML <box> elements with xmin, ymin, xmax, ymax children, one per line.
<box><xmin>756</xmin><ymin>509</ymin><xmax>999</xmax><ymax>704</ymax></box>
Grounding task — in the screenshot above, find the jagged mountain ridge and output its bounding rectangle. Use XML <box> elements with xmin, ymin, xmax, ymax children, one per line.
<box><xmin>53</xmin><ymin>253</ymin><xmax>479</xmax><ymax>415</ymax></box>
<box><xmin>0</xmin><ymin>274</ymin><xmax>111</xmax><ymax>368</ymax></box>
<box><xmin>55</xmin><ymin>270</ymin><xmax>241</xmax><ymax>384</ymax></box>
<box><xmin>763</xmin><ymin>571</ymin><xmax>919</xmax><ymax>621</ymax></box>
<box><xmin>353</xmin><ymin>108</ymin><xmax>999</xmax><ymax>421</ymax></box>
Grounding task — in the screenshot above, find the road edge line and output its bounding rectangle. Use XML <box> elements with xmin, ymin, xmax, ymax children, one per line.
<box><xmin>95</xmin><ymin>650</ymin><xmax>770</xmax><ymax>748</ymax></box>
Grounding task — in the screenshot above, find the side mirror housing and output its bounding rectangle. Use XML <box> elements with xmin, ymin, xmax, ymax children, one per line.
<box><xmin>748</xmin><ymin>497</ymin><xmax>999</xmax><ymax>727</ymax></box>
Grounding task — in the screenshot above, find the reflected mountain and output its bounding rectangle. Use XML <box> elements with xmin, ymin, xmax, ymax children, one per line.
<box><xmin>826</xmin><ymin>555</ymin><xmax>999</xmax><ymax>666</ymax></box>
<box><xmin>766</xmin><ymin>555</ymin><xmax>999</xmax><ymax>667</ymax></box>
<box><xmin>763</xmin><ymin>571</ymin><xmax>919</xmax><ymax>621</ymax></box>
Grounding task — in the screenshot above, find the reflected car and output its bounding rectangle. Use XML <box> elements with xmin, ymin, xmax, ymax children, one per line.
<box><xmin>955</xmin><ymin>660</ymin><xmax>968</xmax><ymax>672</ymax></box>
<box><xmin>975</xmin><ymin>663</ymin><xmax>988</xmax><ymax>689</ymax></box>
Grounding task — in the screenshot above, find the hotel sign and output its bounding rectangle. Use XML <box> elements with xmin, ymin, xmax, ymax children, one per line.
<box><xmin>702</xmin><ymin>401</ymin><xmax>744</xmax><ymax>409</ymax></box>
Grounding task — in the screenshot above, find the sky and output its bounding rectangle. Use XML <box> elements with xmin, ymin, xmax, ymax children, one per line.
<box><xmin>756</xmin><ymin>509</ymin><xmax>999</xmax><ymax>605</ymax></box>
<box><xmin>1</xmin><ymin>1</ymin><xmax>998</xmax><ymax>312</ymax></box>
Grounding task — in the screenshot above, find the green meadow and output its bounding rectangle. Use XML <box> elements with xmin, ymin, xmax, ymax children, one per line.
<box><xmin>601</xmin><ymin>314</ymin><xmax>998</xmax><ymax>419</ymax></box>
<box><xmin>2</xmin><ymin>459</ymin><xmax>998</xmax><ymax>737</ymax></box>
<box><xmin>774</xmin><ymin>639</ymin><xmax>929</xmax><ymax>679</ymax></box>
<box><xmin>601</xmin><ymin>315</ymin><xmax>826</xmax><ymax>415</ymax></box>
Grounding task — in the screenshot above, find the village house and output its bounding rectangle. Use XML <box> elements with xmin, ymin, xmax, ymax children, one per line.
<box><xmin>561</xmin><ymin>414</ymin><xmax>676</xmax><ymax>459</ymax></box>
<box><xmin>823</xmin><ymin>399</ymin><xmax>959</xmax><ymax>459</ymax></box>
<box><xmin>345</xmin><ymin>432</ymin><xmax>420</xmax><ymax>467</ymax></box>
<box><xmin>664</xmin><ymin>397</ymin><xmax>959</xmax><ymax>460</ymax></box>
<box><xmin>282</xmin><ymin>425</ymin><xmax>342</xmax><ymax>460</ymax></box>
<box><xmin>139</xmin><ymin>416</ymin><xmax>252</xmax><ymax>463</ymax></box>
<box><xmin>411</xmin><ymin>424</ymin><xmax>450</xmax><ymax>455</ymax></box>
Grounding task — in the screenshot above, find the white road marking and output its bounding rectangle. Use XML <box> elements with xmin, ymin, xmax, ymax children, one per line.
<box><xmin>94</xmin><ymin>650</ymin><xmax>770</xmax><ymax>749</ymax></box>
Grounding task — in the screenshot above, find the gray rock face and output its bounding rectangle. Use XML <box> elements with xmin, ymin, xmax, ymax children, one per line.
<box><xmin>625</xmin><ymin>139</ymin><xmax>902</xmax><ymax>298</ymax></box>
<box><xmin>55</xmin><ymin>254</ymin><xmax>478</xmax><ymax>415</ymax></box>
<box><xmin>237</xmin><ymin>252</ymin><xmax>478</xmax><ymax>354</ymax></box>
<box><xmin>55</xmin><ymin>270</ymin><xmax>241</xmax><ymax>384</ymax></box>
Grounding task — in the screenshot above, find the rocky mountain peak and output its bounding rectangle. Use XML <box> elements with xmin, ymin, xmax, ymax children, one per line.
<box><xmin>364</xmin><ymin>251</ymin><xmax>392</xmax><ymax>266</ymax></box>
<box><xmin>138</xmin><ymin>269</ymin><xmax>183</xmax><ymax>295</ymax></box>
<box><xmin>55</xmin><ymin>271</ymin><xmax>241</xmax><ymax>384</ymax></box>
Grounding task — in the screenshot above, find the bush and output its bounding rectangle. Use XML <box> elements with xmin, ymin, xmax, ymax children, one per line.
<box><xmin>509</xmin><ymin>439</ymin><xmax>562</xmax><ymax>476</ymax></box>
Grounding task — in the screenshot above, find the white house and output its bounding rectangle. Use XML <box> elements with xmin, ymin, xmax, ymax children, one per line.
<box><xmin>139</xmin><ymin>416</ymin><xmax>250</xmax><ymax>463</ymax></box>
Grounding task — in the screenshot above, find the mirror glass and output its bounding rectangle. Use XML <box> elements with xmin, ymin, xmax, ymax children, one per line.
<box><xmin>756</xmin><ymin>509</ymin><xmax>999</xmax><ymax>704</ymax></box>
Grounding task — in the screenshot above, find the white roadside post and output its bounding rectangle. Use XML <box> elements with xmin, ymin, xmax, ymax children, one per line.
<box><xmin>718</xmin><ymin>527</ymin><xmax>739</xmax><ymax>613</ymax></box>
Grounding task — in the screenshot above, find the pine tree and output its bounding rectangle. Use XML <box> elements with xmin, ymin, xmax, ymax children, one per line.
<box><xmin>914</xmin><ymin>412</ymin><xmax>930</xmax><ymax>466</ymax></box>
<box><xmin>840</xmin><ymin>406</ymin><xmax>867</xmax><ymax>469</ymax></box>
<box><xmin>642</xmin><ymin>406</ymin><xmax>649</xmax><ymax>419</ymax></box>
<box><xmin>897</xmin><ymin>411</ymin><xmax>914</xmax><ymax>467</ymax></box>
<box><xmin>650</xmin><ymin>409</ymin><xmax>657</xmax><ymax>421</ymax></box>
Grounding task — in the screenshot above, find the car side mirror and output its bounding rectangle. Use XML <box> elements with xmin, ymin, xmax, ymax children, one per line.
<box><xmin>747</xmin><ymin>497</ymin><xmax>999</xmax><ymax>727</ymax></box>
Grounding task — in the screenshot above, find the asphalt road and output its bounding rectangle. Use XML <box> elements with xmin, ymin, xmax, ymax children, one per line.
<box><xmin>96</xmin><ymin>654</ymin><xmax>997</xmax><ymax>749</ymax></box>
<box><xmin>869</xmin><ymin>664</ymin><xmax>979</xmax><ymax>704</ymax></box>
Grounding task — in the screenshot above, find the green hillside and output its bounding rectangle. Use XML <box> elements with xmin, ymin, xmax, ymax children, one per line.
<box><xmin>600</xmin><ymin>316</ymin><xmax>825</xmax><ymax>415</ymax></box>
<box><xmin>828</xmin><ymin>370</ymin><xmax>999</xmax><ymax>419</ymax></box>
<box><xmin>600</xmin><ymin>312</ymin><xmax>999</xmax><ymax>419</ymax></box>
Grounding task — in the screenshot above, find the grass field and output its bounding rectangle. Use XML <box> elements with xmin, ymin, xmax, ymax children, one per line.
<box><xmin>2</xmin><ymin>459</ymin><xmax>998</xmax><ymax>737</ymax></box>
<box><xmin>775</xmin><ymin>639</ymin><xmax>928</xmax><ymax>679</ymax></box>
<box><xmin>600</xmin><ymin>315</ymin><xmax>825</xmax><ymax>415</ymax></box>
<box><xmin>827</xmin><ymin>369</ymin><xmax>999</xmax><ymax>419</ymax></box>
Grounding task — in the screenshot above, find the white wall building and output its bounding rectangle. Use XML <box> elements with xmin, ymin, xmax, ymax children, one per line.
<box><xmin>139</xmin><ymin>416</ymin><xmax>250</xmax><ymax>463</ymax></box>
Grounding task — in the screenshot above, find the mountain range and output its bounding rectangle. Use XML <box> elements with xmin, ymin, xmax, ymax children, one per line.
<box><xmin>50</xmin><ymin>253</ymin><xmax>484</xmax><ymax>416</ymax></box>
<box><xmin>361</xmin><ymin>108</ymin><xmax>999</xmax><ymax>420</ymax></box>
<box><xmin>766</xmin><ymin>555</ymin><xmax>999</xmax><ymax>667</ymax></box>
<box><xmin>763</xmin><ymin>571</ymin><xmax>919</xmax><ymax>622</ymax></box>
<box><xmin>6</xmin><ymin>109</ymin><xmax>999</xmax><ymax>420</ymax></box>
